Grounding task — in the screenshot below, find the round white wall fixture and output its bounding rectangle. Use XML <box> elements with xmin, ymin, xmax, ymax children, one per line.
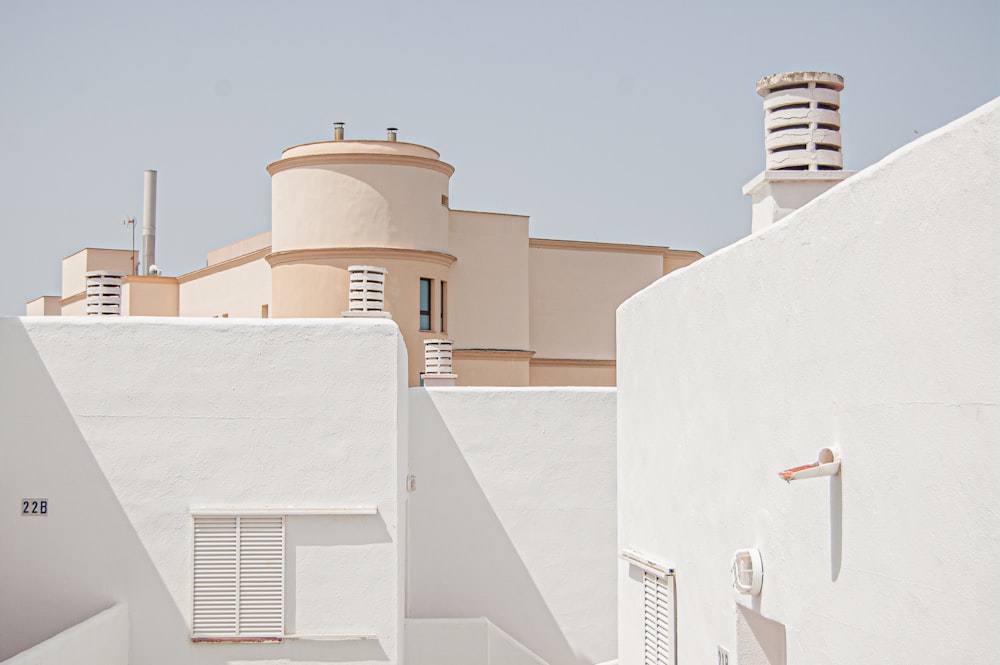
<box><xmin>731</xmin><ymin>548</ymin><xmax>763</xmax><ymax>596</ymax></box>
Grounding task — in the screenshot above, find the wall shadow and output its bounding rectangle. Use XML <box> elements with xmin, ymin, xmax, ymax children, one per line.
<box><xmin>407</xmin><ymin>390</ymin><xmax>583</xmax><ymax>665</ymax></box>
<box><xmin>736</xmin><ymin>604</ymin><xmax>786</xmax><ymax>665</ymax></box>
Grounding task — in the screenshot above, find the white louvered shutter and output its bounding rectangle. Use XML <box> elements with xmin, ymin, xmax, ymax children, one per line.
<box><xmin>193</xmin><ymin>515</ymin><xmax>284</xmax><ymax>638</ymax></box>
<box><xmin>643</xmin><ymin>571</ymin><xmax>674</xmax><ymax>665</ymax></box>
<box><xmin>237</xmin><ymin>516</ymin><xmax>284</xmax><ymax>636</ymax></box>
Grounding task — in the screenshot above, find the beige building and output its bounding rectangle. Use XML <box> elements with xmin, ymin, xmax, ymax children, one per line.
<box><xmin>26</xmin><ymin>127</ymin><xmax>701</xmax><ymax>386</ymax></box>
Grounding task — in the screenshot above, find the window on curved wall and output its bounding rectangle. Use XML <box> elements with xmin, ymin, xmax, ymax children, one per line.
<box><xmin>440</xmin><ymin>281</ymin><xmax>447</xmax><ymax>332</ymax></box>
<box><xmin>420</xmin><ymin>278</ymin><xmax>432</xmax><ymax>330</ymax></box>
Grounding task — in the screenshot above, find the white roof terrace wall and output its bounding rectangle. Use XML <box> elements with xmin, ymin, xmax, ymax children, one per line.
<box><xmin>408</xmin><ymin>387</ymin><xmax>617</xmax><ymax>665</ymax></box>
<box><xmin>616</xmin><ymin>98</ymin><xmax>1000</xmax><ymax>665</ymax></box>
<box><xmin>0</xmin><ymin>317</ymin><xmax>408</xmax><ymax>665</ymax></box>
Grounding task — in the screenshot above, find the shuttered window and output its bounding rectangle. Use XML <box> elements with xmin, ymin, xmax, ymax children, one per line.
<box><xmin>193</xmin><ymin>515</ymin><xmax>284</xmax><ymax>638</ymax></box>
<box><xmin>643</xmin><ymin>571</ymin><xmax>674</xmax><ymax>665</ymax></box>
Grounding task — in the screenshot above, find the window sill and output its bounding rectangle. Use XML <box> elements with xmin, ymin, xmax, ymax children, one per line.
<box><xmin>192</xmin><ymin>637</ymin><xmax>282</xmax><ymax>644</ymax></box>
<box><xmin>285</xmin><ymin>634</ymin><xmax>379</xmax><ymax>641</ymax></box>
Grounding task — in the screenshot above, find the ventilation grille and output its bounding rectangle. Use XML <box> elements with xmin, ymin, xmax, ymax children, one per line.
<box><xmin>348</xmin><ymin>265</ymin><xmax>387</xmax><ymax>312</ymax></box>
<box><xmin>423</xmin><ymin>339</ymin><xmax>454</xmax><ymax>374</ymax></box>
<box><xmin>760</xmin><ymin>76</ymin><xmax>844</xmax><ymax>171</ymax></box>
<box><xmin>85</xmin><ymin>271</ymin><xmax>124</xmax><ymax>316</ymax></box>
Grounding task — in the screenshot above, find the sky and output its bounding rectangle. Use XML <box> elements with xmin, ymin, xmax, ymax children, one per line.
<box><xmin>0</xmin><ymin>0</ymin><xmax>997</xmax><ymax>315</ymax></box>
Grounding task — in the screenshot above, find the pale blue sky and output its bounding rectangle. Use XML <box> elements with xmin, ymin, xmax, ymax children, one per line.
<box><xmin>1</xmin><ymin>0</ymin><xmax>997</xmax><ymax>314</ymax></box>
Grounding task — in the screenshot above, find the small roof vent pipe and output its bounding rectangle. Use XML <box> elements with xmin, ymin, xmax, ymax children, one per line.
<box><xmin>334</xmin><ymin>122</ymin><xmax>345</xmax><ymax>141</ymax></box>
<box><xmin>386</xmin><ymin>127</ymin><xmax>398</xmax><ymax>142</ymax></box>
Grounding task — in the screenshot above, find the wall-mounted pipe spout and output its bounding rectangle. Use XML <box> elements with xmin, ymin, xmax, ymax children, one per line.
<box><xmin>779</xmin><ymin>447</ymin><xmax>840</xmax><ymax>482</ymax></box>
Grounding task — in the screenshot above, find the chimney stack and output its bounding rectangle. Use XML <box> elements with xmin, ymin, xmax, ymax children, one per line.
<box><xmin>342</xmin><ymin>266</ymin><xmax>393</xmax><ymax>319</ymax></box>
<box><xmin>386</xmin><ymin>127</ymin><xmax>398</xmax><ymax>142</ymax></box>
<box><xmin>422</xmin><ymin>339</ymin><xmax>457</xmax><ymax>387</ymax></box>
<box><xmin>334</xmin><ymin>122</ymin><xmax>345</xmax><ymax>141</ymax></box>
<box><xmin>743</xmin><ymin>71</ymin><xmax>856</xmax><ymax>233</ymax></box>
<box><xmin>85</xmin><ymin>271</ymin><xmax>124</xmax><ymax>316</ymax></box>
<box><xmin>141</xmin><ymin>170</ymin><xmax>157</xmax><ymax>275</ymax></box>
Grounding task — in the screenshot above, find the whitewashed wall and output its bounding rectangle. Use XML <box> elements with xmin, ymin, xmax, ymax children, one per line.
<box><xmin>406</xmin><ymin>618</ymin><xmax>548</xmax><ymax>665</ymax></box>
<box><xmin>0</xmin><ymin>317</ymin><xmax>408</xmax><ymax>665</ymax></box>
<box><xmin>617</xmin><ymin>99</ymin><xmax>1000</xmax><ymax>664</ymax></box>
<box><xmin>408</xmin><ymin>388</ymin><xmax>618</xmax><ymax>665</ymax></box>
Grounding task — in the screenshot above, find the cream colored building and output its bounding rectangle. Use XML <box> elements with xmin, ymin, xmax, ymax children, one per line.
<box><xmin>27</xmin><ymin>129</ymin><xmax>700</xmax><ymax>386</ymax></box>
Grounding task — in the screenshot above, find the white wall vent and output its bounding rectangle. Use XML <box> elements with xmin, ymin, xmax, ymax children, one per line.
<box><xmin>643</xmin><ymin>571</ymin><xmax>675</xmax><ymax>665</ymax></box>
<box><xmin>346</xmin><ymin>265</ymin><xmax>389</xmax><ymax>315</ymax></box>
<box><xmin>731</xmin><ymin>548</ymin><xmax>763</xmax><ymax>596</ymax></box>
<box><xmin>193</xmin><ymin>515</ymin><xmax>284</xmax><ymax>639</ymax></box>
<box><xmin>757</xmin><ymin>71</ymin><xmax>845</xmax><ymax>171</ymax></box>
<box><xmin>423</xmin><ymin>339</ymin><xmax>454</xmax><ymax>374</ymax></box>
<box><xmin>85</xmin><ymin>271</ymin><xmax>124</xmax><ymax>316</ymax></box>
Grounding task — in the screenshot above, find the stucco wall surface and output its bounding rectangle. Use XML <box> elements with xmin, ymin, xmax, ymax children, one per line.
<box><xmin>178</xmin><ymin>256</ymin><xmax>271</xmax><ymax>318</ymax></box>
<box><xmin>529</xmin><ymin>248</ymin><xmax>662</xmax><ymax>360</ymax></box>
<box><xmin>617</xmin><ymin>98</ymin><xmax>1000</xmax><ymax>664</ymax></box>
<box><xmin>408</xmin><ymin>388</ymin><xmax>617</xmax><ymax>665</ymax></box>
<box><xmin>447</xmin><ymin>211</ymin><xmax>530</xmax><ymax>351</ymax></box>
<box><xmin>1</xmin><ymin>603</ymin><xmax>129</xmax><ymax>665</ymax></box>
<box><xmin>406</xmin><ymin>618</ymin><xmax>548</xmax><ymax>665</ymax></box>
<box><xmin>271</xmin><ymin>164</ymin><xmax>450</xmax><ymax>254</ymax></box>
<box><xmin>0</xmin><ymin>317</ymin><xmax>408</xmax><ymax>665</ymax></box>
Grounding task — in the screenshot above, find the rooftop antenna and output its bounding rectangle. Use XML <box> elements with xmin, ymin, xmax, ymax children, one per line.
<box><xmin>123</xmin><ymin>216</ymin><xmax>136</xmax><ymax>275</ymax></box>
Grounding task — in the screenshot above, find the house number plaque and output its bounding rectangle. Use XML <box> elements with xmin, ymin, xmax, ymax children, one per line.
<box><xmin>21</xmin><ymin>499</ymin><xmax>48</xmax><ymax>516</ymax></box>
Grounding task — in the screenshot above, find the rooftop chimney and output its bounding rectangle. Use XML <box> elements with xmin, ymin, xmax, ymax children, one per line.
<box><xmin>757</xmin><ymin>71</ymin><xmax>844</xmax><ymax>171</ymax></box>
<box><xmin>386</xmin><ymin>127</ymin><xmax>398</xmax><ymax>142</ymax></box>
<box><xmin>85</xmin><ymin>271</ymin><xmax>124</xmax><ymax>316</ymax></box>
<box><xmin>422</xmin><ymin>339</ymin><xmax>457</xmax><ymax>387</ymax></box>
<box><xmin>342</xmin><ymin>265</ymin><xmax>393</xmax><ymax>319</ymax></box>
<box><xmin>743</xmin><ymin>71</ymin><xmax>856</xmax><ymax>234</ymax></box>
<box><xmin>141</xmin><ymin>170</ymin><xmax>157</xmax><ymax>275</ymax></box>
<box><xmin>334</xmin><ymin>122</ymin><xmax>345</xmax><ymax>141</ymax></box>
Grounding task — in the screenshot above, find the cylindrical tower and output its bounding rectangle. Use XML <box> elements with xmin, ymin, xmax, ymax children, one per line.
<box><xmin>757</xmin><ymin>71</ymin><xmax>844</xmax><ymax>171</ymax></box>
<box><xmin>265</xmin><ymin>125</ymin><xmax>457</xmax><ymax>385</ymax></box>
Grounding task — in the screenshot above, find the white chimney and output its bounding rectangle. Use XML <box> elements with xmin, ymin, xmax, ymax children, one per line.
<box><xmin>422</xmin><ymin>339</ymin><xmax>457</xmax><ymax>387</ymax></box>
<box><xmin>743</xmin><ymin>71</ymin><xmax>856</xmax><ymax>234</ymax></box>
<box><xmin>342</xmin><ymin>266</ymin><xmax>392</xmax><ymax>319</ymax></box>
<box><xmin>141</xmin><ymin>170</ymin><xmax>157</xmax><ymax>275</ymax></box>
<box><xmin>85</xmin><ymin>271</ymin><xmax>124</xmax><ymax>316</ymax></box>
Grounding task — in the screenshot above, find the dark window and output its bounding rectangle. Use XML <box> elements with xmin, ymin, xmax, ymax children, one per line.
<box><xmin>420</xmin><ymin>278</ymin><xmax>432</xmax><ymax>330</ymax></box>
<box><xmin>440</xmin><ymin>281</ymin><xmax>447</xmax><ymax>332</ymax></box>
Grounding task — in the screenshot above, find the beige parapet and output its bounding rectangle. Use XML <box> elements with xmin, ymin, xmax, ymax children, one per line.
<box><xmin>26</xmin><ymin>295</ymin><xmax>61</xmax><ymax>316</ymax></box>
<box><xmin>529</xmin><ymin>358</ymin><xmax>616</xmax><ymax>387</ymax></box>
<box><xmin>452</xmin><ymin>349</ymin><xmax>533</xmax><ymax>387</ymax></box>
<box><xmin>122</xmin><ymin>276</ymin><xmax>179</xmax><ymax>316</ymax></box>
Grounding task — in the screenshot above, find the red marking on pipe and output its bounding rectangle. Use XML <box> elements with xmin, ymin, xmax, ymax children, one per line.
<box><xmin>778</xmin><ymin>462</ymin><xmax>818</xmax><ymax>482</ymax></box>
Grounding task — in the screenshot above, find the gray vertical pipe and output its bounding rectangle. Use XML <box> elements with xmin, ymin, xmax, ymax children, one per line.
<box><xmin>141</xmin><ymin>170</ymin><xmax>157</xmax><ymax>275</ymax></box>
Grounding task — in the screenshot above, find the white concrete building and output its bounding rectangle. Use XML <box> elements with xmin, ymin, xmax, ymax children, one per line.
<box><xmin>3</xmin><ymin>74</ymin><xmax>998</xmax><ymax>665</ymax></box>
<box><xmin>618</xmin><ymin>95</ymin><xmax>1000</xmax><ymax>664</ymax></box>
